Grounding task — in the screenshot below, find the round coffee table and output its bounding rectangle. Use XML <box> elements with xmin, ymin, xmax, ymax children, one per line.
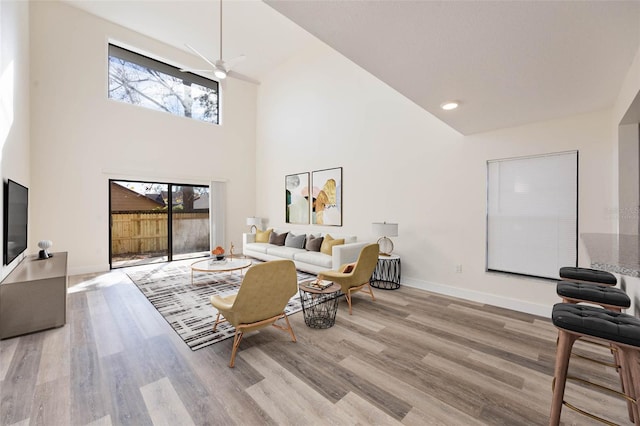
<box><xmin>190</xmin><ymin>257</ymin><xmax>252</xmax><ymax>285</ymax></box>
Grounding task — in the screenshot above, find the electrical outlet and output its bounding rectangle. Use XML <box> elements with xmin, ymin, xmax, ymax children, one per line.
<box><xmin>455</xmin><ymin>264</ymin><xmax>463</xmax><ymax>273</ymax></box>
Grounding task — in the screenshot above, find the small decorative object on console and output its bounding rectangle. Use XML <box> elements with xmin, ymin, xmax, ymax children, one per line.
<box><xmin>38</xmin><ymin>240</ymin><xmax>53</xmax><ymax>259</ymax></box>
<box><xmin>212</xmin><ymin>246</ymin><xmax>225</xmax><ymax>260</ymax></box>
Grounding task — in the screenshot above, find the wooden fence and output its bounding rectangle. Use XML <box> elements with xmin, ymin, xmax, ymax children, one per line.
<box><xmin>111</xmin><ymin>212</ymin><xmax>209</xmax><ymax>256</ymax></box>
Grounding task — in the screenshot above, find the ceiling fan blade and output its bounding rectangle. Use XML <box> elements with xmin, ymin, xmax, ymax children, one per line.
<box><xmin>223</xmin><ymin>54</ymin><xmax>246</xmax><ymax>69</ymax></box>
<box><xmin>227</xmin><ymin>70</ymin><xmax>260</xmax><ymax>85</ymax></box>
<box><xmin>180</xmin><ymin>68</ymin><xmax>215</xmax><ymax>73</ymax></box>
<box><xmin>185</xmin><ymin>43</ymin><xmax>219</xmax><ymax>70</ymax></box>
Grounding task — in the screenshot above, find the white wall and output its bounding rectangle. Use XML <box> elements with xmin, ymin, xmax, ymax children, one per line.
<box><xmin>29</xmin><ymin>1</ymin><xmax>257</xmax><ymax>274</ymax></box>
<box><xmin>1</xmin><ymin>0</ymin><xmax>31</xmax><ymax>280</ymax></box>
<box><xmin>256</xmin><ymin>43</ymin><xmax>616</xmax><ymax>317</ymax></box>
<box><xmin>618</xmin><ymin>123</ymin><xmax>640</xmax><ymax>235</ymax></box>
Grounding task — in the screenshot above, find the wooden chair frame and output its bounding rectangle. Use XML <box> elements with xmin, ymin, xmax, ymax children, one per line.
<box><xmin>345</xmin><ymin>280</ymin><xmax>376</xmax><ymax>315</ymax></box>
<box><xmin>550</xmin><ymin>327</ymin><xmax>640</xmax><ymax>425</ymax></box>
<box><xmin>213</xmin><ymin>311</ymin><xmax>297</xmax><ymax>368</ymax></box>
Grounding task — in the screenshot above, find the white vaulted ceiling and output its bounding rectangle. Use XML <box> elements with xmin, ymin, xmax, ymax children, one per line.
<box><xmin>62</xmin><ymin>0</ymin><xmax>640</xmax><ymax>135</ymax></box>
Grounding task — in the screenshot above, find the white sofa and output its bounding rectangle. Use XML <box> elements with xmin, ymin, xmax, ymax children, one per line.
<box><xmin>242</xmin><ymin>231</ymin><xmax>368</xmax><ymax>274</ymax></box>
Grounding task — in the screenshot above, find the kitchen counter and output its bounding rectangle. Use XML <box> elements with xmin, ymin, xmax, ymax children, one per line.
<box><xmin>581</xmin><ymin>233</ymin><xmax>640</xmax><ymax>317</ymax></box>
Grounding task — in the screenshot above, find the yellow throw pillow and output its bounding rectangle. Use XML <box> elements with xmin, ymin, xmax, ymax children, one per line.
<box><xmin>320</xmin><ymin>234</ymin><xmax>345</xmax><ymax>255</ymax></box>
<box><xmin>255</xmin><ymin>228</ymin><xmax>273</xmax><ymax>243</ymax></box>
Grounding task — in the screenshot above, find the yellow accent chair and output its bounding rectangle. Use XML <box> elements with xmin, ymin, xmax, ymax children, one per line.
<box><xmin>318</xmin><ymin>243</ymin><xmax>379</xmax><ymax>315</ymax></box>
<box><xmin>210</xmin><ymin>259</ymin><xmax>298</xmax><ymax>367</ymax></box>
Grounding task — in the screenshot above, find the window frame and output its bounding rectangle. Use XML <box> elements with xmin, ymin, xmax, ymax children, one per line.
<box><xmin>485</xmin><ymin>150</ymin><xmax>579</xmax><ymax>281</ymax></box>
<box><xmin>107</xmin><ymin>44</ymin><xmax>220</xmax><ymax>124</ymax></box>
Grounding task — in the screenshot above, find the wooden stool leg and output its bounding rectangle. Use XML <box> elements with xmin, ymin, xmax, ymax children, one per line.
<box><xmin>550</xmin><ymin>330</ymin><xmax>579</xmax><ymax>426</ymax></box>
<box><xmin>621</xmin><ymin>348</ymin><xmax>640</xmax><ymax>424</ymax></box>
<box><xmin>613</xmin><ymin>345</ymin><xmax>636</xmax><ymax>423</ymax></box>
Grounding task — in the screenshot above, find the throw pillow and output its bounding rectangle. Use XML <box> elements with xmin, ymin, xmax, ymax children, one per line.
<box><xmin>320</xmin><ymin>234</ymin><xmax>345</xmax><ymax>255</ymax></box>
<box><xmin>255</xmin><ymin>228</ymin><xmax>272</xmax><ymax>243</ymax></box>
<box><xmin>269</xmin><ymin>230</ymin><xmax>288</xmax><ymax>246</ymax></box>
<box><xmin>305</xmin><ymin>235</ymin><xmax>324</xmax><ymax>252</ymax></box>
<box><xmin>342</xmin><ymin>263</ymin><xmax>355</xmax><ymax>274</ymax></box>
<box><xmin>285</xmin><ymin>232</ymin><xmax>306</xmax><ymax>249</ymax></box>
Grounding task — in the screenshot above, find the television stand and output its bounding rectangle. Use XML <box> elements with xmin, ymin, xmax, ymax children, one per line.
<box><xmin>0</xmin><ymin>252</ymin><xmax>68</xmax><ymax>339</ymax></box>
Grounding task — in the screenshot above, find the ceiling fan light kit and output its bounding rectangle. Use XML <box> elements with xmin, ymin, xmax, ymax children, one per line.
<box><xmin>182</xmin><ymin>0</ymin><xmax>245</xmax><ymax>81</ymax></box>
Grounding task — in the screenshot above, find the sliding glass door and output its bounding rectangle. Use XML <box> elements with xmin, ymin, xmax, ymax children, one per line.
<box><xmin>109</xmin><ymin>180</ymin><xmax>210</xmax><ymax>268</ymax></box>
<box><xmin>171</xmin><ymin>184</ymin><xmax>210</xmax><ymax>261</ymax></box>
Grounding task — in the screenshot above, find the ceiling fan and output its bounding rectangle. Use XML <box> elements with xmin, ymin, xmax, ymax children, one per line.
<box><xmin>181</xmin><ymin>0</ymin><xmax>247</xmax><ymax>81</ymax></box>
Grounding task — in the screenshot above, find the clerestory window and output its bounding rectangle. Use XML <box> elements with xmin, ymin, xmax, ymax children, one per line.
<box><xmin>108</xmin><ymin>44</ymin><xmax>219</xmax><ymax>124</ymax></box>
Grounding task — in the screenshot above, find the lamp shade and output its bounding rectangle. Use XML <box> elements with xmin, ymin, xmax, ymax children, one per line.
<box><xmin>246</xmin><ymin>217</ymin><xmax>262</xmax><ymax>226</ymax></box>
<box><xmin>372</xmin><ymin>222</ymin><xmax>398</xmax><ymax>237</ymax></box>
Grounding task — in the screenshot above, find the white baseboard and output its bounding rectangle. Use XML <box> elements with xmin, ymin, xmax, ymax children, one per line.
<box><xmin>69</xmin><ymin>264</ymin><xmax>110</xmax><ymax>276</ymax></box>
<box><xmin>401</xmin><ymin>276</ymin><xmax>551</xmax><ymax>319</ymax></box>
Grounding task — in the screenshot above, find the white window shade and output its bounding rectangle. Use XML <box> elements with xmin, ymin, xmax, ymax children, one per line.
<box><xmin>487</xmin><ymin>151</ymin><xmax>578</xmax><ymax>280</ymax></box>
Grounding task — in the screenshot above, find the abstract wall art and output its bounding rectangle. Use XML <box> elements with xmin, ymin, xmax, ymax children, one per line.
<box><xmin>285</xmin><ymin>172</ymin><xmax>310</xmax><ymax>224</ymax></box>
<box><xmin>311</xmin><ymin>167</ymin><xmax>342</xmax><ymax>226</ymax></box>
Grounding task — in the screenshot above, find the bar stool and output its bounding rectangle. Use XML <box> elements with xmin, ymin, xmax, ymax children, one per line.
<box><xmin>559</xmin><ymin>266</ymin><xmax>617</xmax><ymax>286</ymax></box>
<box><xmin>556</xmin><ymin>280</ymin><xmax>632</xmax><ymax>419</ymax></box>
<box><xmin>550</xmin><ymin>303</ymin><xmax>640</xmax><ymax>425</ymax></box>
<box><xmin>556</xmin><ymin>281</ymin><xmax>630</xmax><ymax>312</ymax></box>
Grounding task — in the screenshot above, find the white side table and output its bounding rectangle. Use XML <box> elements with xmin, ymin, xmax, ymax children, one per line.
<box><xmin>370</xmin><ymin>254</ymin><xmax>401</xmax><ymax>290</ymax></box>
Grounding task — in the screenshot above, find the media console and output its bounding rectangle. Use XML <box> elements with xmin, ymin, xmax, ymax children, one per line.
<box><xmin>0</xmin><ymin>252</ymin><xmax>68</xmax><ymax>339</ymax></box>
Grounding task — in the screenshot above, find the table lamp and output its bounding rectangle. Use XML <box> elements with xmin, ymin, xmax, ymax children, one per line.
<box><xmin>38</xmin><ymin>240</ymin><xmax>53</xmax><ymax>259</ymax></box>
<box><xmin>246</xmin><ymin>217</ymin><xmax>262</xmax><ymax>233</ymax></box>
<box><xmin>372</xmin><ymin>222</ymin><xmax>398</xmax><ymax>256</ymax></box>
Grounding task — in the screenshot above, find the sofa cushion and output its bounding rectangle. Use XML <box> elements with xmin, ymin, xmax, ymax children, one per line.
<box><xmin>285</xmin><ymin>232</ymin><xmax>306</xmax><ymax>249</ymax></box>
<box><xmin>255</xmin><ymin>228</ymin><xmax>273</xmax><ymax>243</ymax></box>
<box><xmin>306</xmin><ymin>235</ymin><xmax>324</xmax><ymax>252</ymax></box>
<box><xmin>294</xmin><ymin>251</ymin><xmax>333</xmax><ymax>269</ymax></box>
<box><xmin>244</xmin><ymin>242</ymin><xmax>270</xmax><ymax>254</ymax></box>
<box><xmin>266</xmin><ymin>246</ymin><xmax>305</xmax><ymax>260</ymax></box>
<box><xmin>325</xmin><ymin>234</ymin><xmax>357</xmax><ymax>244</ymax></box>
<box><xmin>321</xmin><ymin>234</ymin><xmax>344</xmax><ymax>255</ymax></box>
<box><xmin>269</xmin><ymin>230</ymin><xmax>288</xmax><ymax>246</ymax></box>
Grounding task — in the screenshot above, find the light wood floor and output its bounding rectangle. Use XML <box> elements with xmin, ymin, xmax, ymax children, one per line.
<box><xmin>0</xmin><ymin>267</ymin><xmax>633</xmax><ymax>426</ymax></box>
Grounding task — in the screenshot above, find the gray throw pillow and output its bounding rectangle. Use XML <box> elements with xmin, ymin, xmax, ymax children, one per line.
<box><xmin>305</xmin><ymin>235</ymin><xmax>324</xmax><ymax>252</ymax></box>
<box><xmin>269</xmin><ymin>231</ymin><xmax>288</xmax><ymax>246</ymax></box>
<box><xmin>285</xmin><ymin>232</ymin><xmax>306</xmax><ymax>249</ymax></box>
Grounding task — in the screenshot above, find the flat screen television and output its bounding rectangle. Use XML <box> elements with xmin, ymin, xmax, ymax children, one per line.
<box><xmin>4</xmin><ymin>179</ymin><xmax>28</xmax><ymax>265</ymax></box>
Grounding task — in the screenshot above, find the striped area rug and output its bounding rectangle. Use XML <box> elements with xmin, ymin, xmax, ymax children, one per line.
<box><xmin>127</xmin><ymin>260</ymin><xmax>315</xmax><ymax>351</ymax></box>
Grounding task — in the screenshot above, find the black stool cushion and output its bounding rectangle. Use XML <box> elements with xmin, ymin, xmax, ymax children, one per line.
<box><xmin>556</xmin><ymin>281</ymin><xmax>630</xmax><ymax>308</ymax></box>
<box><xmin>559</xmin><ymin>267</ymin><xmax>617</xmax><ymax>285</ymax></box>
<box><xmin>552</xmin><ymin>303</ymin><xmax>640</xmax><ymax>347</ymax></box>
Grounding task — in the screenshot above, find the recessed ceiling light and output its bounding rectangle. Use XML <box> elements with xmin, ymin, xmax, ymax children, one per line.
<box><xmin>440</xmin><ymin>101</ymin><xmax>460</xmax><ymax>111</ymax></box>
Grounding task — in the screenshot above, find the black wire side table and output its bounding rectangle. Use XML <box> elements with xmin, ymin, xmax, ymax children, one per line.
<box><xmin>298</xmin><ymin>282</ymin><xmax>342</xmax><ymax>329</ymax></box>
<box><xmin>370</xmin><ymin>254</ymin><xmax>401</xmax><ymax>290</ymax></box>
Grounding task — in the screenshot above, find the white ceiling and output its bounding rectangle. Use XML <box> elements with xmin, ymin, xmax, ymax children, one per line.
<box><xmin>63</xmin><ymin>0</ymin><xmax>640</xmax><ymax>135</ymax></box>
<box><xmin>62</xmin><ymin>0</ymin><xmax>320</xmax><ymax>84</ymax></box>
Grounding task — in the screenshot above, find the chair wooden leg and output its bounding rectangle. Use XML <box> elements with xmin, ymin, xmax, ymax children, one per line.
<box><xmin>212</xmin><ymin>312</ymin><xmax>222</xmax><ymax>332</ymax></box>
<box><xmin>345</xmin><ymin>282</ymin><xmax>376</xmax><ymax>315</ymax></box>
<box><xmin>272</xmin><ymin>312</ymin><xmax>297</xmax><ymax>343</ymax></box>
<box><xmin>345</xmin><ymin>290</ymin><xmax>353</xmax><ymax>315</ymax></box>
<box><xmin>282</xmin><ymin>313</ymin><xmax>296</xmax><ymax>342</ymax></box>
<box><xmin>550</xmin><ymin>330</ymin><xmax>578</xmax><ymax>426</ymax></box>
<box><xmin>229</xmin><ymin>330</ymin><xmax>244</xmax><ymax>368</ymax></box>
<box><xmin>365</xmin><ymin>281</ymin><xmax>375</xmax><ymax>301</ymax></box>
